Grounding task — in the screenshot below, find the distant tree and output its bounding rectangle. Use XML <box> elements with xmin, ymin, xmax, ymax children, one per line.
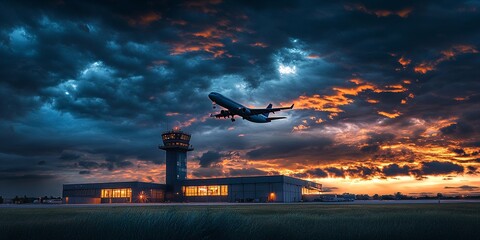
<box><xmin>373</xmin><ymin>194</ymin><xmax>380</xmax><ymax>200</ymax></box>
<box><xmin>437</xmin><ymin>193</ymin><xmax>444</xmax><ymax>198</ymax></box>
<box><xmin>381</xmin><ymin>195</ymin><xmax>395</xmax><ymax>200</ymax></box>
<box><xmin>355</xmin><ymin>194</ymin><xmax>370</xmax><ymax>200</ymax></box>
<box><xmin>395</xmin><ymin>192</ymin><xmax>407</xmax><ymax>200</ymax></box>
<box><xmin>0</xmin><ymin>196</ymin><xmax>3</xmax><ymax>204</ymax></box>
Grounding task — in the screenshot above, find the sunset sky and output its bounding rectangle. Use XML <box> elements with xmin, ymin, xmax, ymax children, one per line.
<box><xmin>1</xmin><ymin>0</ymin><xmax>480</xmax><ymax>197</ymax></box>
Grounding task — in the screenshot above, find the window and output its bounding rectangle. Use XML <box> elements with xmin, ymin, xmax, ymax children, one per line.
<box><xmin>101</xmin><ymin>188</ymin><xmax>132</xmax><ymax>198</ymax></box>
<box><xmin>302</xmin><ymin>187</ymin><xmax>321</xmax><ymax>195</ymax></box>
<box><xmin>183</xmin><ymin>185</ymin><xmax>228</xmax><ymax>196</ymax></box>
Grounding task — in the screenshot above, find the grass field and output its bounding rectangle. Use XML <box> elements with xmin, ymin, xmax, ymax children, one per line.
<box><xmin>1</xmin><ymin>203</ymin><xmax>480</xmax><ymax>240</ymax></box>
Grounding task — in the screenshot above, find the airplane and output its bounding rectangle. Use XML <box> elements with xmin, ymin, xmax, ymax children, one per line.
<box><xmin>208</xmin><ymin>92</ymin><xmax>294</xmax><ymax>123</ymax></box>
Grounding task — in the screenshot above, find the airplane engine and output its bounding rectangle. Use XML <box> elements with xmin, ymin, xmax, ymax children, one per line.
<box><xmin>220</xmin><ymin>110</ymin><xmax>230</xmax><ymax>117</ymax></box>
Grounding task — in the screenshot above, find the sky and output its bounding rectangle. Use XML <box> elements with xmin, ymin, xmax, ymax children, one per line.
<box><xmin>1</xmin><ymin>0</ymin><xmax>480</xmax><ymax>198</ymax></box>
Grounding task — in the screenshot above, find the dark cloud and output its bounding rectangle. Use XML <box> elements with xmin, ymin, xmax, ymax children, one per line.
<box><xmin>60</xmin><ymin>151</ymin><xmax>83</xmax><ymax>161</ymax></box>
<box><xmin>228</xmin><ymin>168</ymin><xmax>270</xmax><ymax>177</ymax></box>
<box><xmin>78</xmin><ymin>161</ymin><xmax>99</xmax><ymax>169</ymax></box>
<box><xmin>321</xmin><ymin>187</ymin><xmax>338</xmax><ymax>193</ymax></box>
<box><xmin>418</xmin><ymin>161</ymin><xmax>464</xmax><ymax>176</ymax></box>
<box><xmin>305</xmin><ymin>168</ymin><xmax>328</xmax><ymax>178</ymax></box>
<box><xmin>444</xmin><ymin>185</ymin><xmax>479</xmax><ymax>191</ymax></box>
<box><xmin>191</xmin><ymin>167</ymin><xmax>224</xmax><ymax>178</ymax></box>
<box><xmin>197</xmin><ymin>151</ymin><xmax>224</xmax><ymax>168</ymax></box>
<box><xmin>246</xmin><ymin>135</ymin><xmax>334</xmax><ymax>161</ymax></box>
<box><xmin>360</xmin><ymin>144</ymin><xmax>380</xmax><ymax>153</ymax></box>
<box><xmin>0</xmin><ymin>174</ymin><xmax>56</xmax><ymax>181</ymax></box>
<box><xmin>382</xmin><ymin>164</ymin><xmax>411</xmax><ymax>177</ymax></box>
<box><xmin>324</xmin><ymin>167</ymin><xmax>345</xmax><ymax>178</ymax></box>
<box><xmin>440</xmin><ymin>122</ymin><xmax>475</xmax><ymax>137</ymax></box>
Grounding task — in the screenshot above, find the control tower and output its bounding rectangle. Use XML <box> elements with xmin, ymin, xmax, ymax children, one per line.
<box><xmin>159</xmin><ymin>128</ymin><xmax>193</xmax><ymax>199</ymax></box>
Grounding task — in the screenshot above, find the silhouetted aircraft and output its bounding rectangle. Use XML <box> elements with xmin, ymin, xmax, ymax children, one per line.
<box><xmin>208</xmin><ymin>92</ymin><xmax>294</xmax><ymax>123</ymax></box>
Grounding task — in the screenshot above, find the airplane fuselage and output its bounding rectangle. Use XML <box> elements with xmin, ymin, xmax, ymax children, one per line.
<box><xmin>208</xmin><ymin>92</ymin><xmax>272</xmax><ymax>123</ymax></box>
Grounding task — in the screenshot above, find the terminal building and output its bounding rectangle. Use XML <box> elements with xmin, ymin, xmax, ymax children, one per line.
<box><xmin>63</xmin><ymin>129</ymin><xmax>322</xmax><ymax>204</ymax></box>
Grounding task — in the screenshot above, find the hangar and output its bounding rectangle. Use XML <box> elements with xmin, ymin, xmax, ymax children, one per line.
<box><xmin>63</xmin><ymin>129</ymin><xmax>321</xmax><ymax>204</ymax></box>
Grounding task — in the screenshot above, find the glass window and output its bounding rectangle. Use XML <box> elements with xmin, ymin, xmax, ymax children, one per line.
<box><xmin>221</xmin><ymin>185</ymin><xmax>228</xmax><ymax>196</ymax></box>
<box><xmin>183</xmin><ymin>185</ymin><xmax>228</xmax><ymax>196</ymax></box>
<box><xmin>101</xmin><ymin>188</ymin><xmax>132</xmax><ymax>198</ymax></box>
<box><xmin>302</xmin><ymin>187</ymin><xmax>321</xmax><ymax>195</ymax></box>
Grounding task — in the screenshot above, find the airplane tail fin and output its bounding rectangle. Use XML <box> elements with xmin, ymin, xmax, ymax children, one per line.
<box><xmin>263</xmin><ymin>103</ymin><xmax>273</xmax><ymax>117</ymax></box>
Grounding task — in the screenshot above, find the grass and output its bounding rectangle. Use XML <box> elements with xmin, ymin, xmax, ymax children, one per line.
<box><xmin>1</xmin><ymin>203</ymin><xmax>480</xmax><ymax>240</ymax></box>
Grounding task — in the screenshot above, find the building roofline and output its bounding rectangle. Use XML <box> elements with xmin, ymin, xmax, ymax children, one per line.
<box><xmin>63</xmin><ymin>181</ymin><xmax>165</xmax><ymax>186</ymax></box>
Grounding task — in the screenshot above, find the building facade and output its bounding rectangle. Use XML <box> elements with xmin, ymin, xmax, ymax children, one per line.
<box><xmin>63</xmin><ymin>182</ymin><xmax>165</xmax><ymax>204</ymax></box>
<box><xmin>63</xmin><ymin>129</ymin><xmax>322</xmax><ymax>204</ymax></box>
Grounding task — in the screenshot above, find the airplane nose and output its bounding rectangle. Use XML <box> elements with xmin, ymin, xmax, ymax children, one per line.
<box><xmin>208</xmin><ymin>92</ymin><xmax>216</xmax><ymax>100</ymax></box>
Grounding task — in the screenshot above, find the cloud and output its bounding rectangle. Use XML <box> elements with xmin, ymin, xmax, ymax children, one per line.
<box><xmin>418</xmin><ymin>161</ymin><xmax>464</xmax><ymax>176</ymax></box>
<box><xmin>197</xmin><ymin>151</ymin><xmax>224</xmax><ymax>168</ymax></box>
<box><xmin>305</xmin><ymin>168</ymin><xmax>328</xmax><ymax>178</ymax></box>
<box><xmin>444</xmin><ymin>185</ymin><xmax>479</xmax><ymax>191</ymax></box>
<box><xmin>344</xmin><ymin>3</ymin><xmax>413</xmax><ymax>18</ymax></box>
<box><xmin>414</xmin><ymin>44</ymin><xmax>478</xmax><ymax>74</ymax></box>
<box><xmin>382</xmin><ymin>164</ymin><xmax>411</xmax><ymax>177</ymax></box>
<box><xmin>228</xmin><ymin>168</ymin><xmax>271</xmax><ymax>176</ymax></box>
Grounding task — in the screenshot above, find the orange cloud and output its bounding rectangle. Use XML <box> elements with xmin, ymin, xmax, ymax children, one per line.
<box><xmin>398</xmin><ymin>56</ymin><xmax>411</xmax><ymax>68</ymax></box>
<box><xmin>293</xmin><ymin>124</ymin><xmax>310</xmax><ymax>131</ymax></box>
<box><xmin>184</xmin><ymin>0</ymin><xmax>222</xmax><ymax>14</ymax></box>
<box><xmin>379</xmin><ymin>84</ymin><xmax>408</xmax><ymax>93</ymax></box>
<box><xmin>415</xmin><ymin>44</ymin><xmax>478</xmax><ymax>74</ymax></box>
<box><xmin>414</xmin><ymin>62</ymin><xmax>435</xmax><ymax>74</ymax></box>
<box><xmin>307</xmin><ymin>54</ymin><xmax>320</xmax><ymax>59</ymax></box>
<box><xmin>345</xmin><ymin>4</ymin><xmax>413</xmax><ymax>18</ymax></box>
<box><xmin>250</xmin><ymin>42</ymin><xmax>268</xmax><ymax>48</ymax></box>
<box><xmin>128</xmin><ymin>12</ymin><xmax>161</xmax><ymax>26</ymax></box>
<box><xmin>287</xmin><ymin>79</ymin><xmax>408</xmax><ymax>115</ymax></box>
<box><xmin>169</xmin><ymin>19</ymin><xmax>187</xmax><ymax>26</ymax></box>
<box><xmin>192</xmin><ymin>27</ymin><xmax>235</xmax><ymax>39</ymax></box>
<box><xmin>378</xmin><ymin>111</ymin><xmax>402</xmax><ymax>118</ymax></box>
<box><xmin>170</xmin><ymin>41</ymin><xmax>230</xmax><ymax>58</ymax></box>
<box><xmin>367</xmin><ymin>99</ymin><xmax>379</xmax><ymax>104</ymax></box>
<box><xmin>166</xmin><ymin>112</ymin><xmax>179</xmax><ymax>116</ymax></box>
<box><xmin>170</xmin><ymin>18</ymin><xmax>247</xmax><ymax>58</ymax></box>
<box><xmin>152</xmin><ymin>60</ymin><xmax>168</xmax><ymax>65</ymax></box>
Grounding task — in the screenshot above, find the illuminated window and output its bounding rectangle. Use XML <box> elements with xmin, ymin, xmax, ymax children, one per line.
<box><xmin>221</xmin><ymin>185</ymin><xmax>228</xmax><ymax>195</ymax></box>
<box><xmin>183</xmin><ymin>185</ymin><xmax>228</xmax><ymax>196</ymax></box>
<box><xmin>101</xmin><ymin>188</ymin><xmax>132</xmax><ymax>198</ymax></box>
<box><xmin>302</xmin><ymin>187</ymin><xmax>321</xmax><ymax>195</ymax></box>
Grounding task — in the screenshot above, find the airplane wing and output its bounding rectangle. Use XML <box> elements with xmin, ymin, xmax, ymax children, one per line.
<box><xmin>249</xmin><ymin>104</ymin><xmax>294</xmax><ymax>115</ymax></box>
<box><xmin>267</xmin><ymin>117</ymin><xmax>286</xmax><ymax>121</ymax></box>
<box><xmin>210</xmin><ymin>110</ymin><xmax>234</xmax><ymax>118</ymax></box>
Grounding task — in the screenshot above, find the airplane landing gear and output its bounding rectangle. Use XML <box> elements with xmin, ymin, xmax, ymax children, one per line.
<box><xmin>212</xmin><ymin>102</ymin><xmax>216</xmax><ymax>109</ymax></box>
<box><xmin>231</xmin><ymin>118</ymin><xmax>235</xmax><ymax>122</ymax></box>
